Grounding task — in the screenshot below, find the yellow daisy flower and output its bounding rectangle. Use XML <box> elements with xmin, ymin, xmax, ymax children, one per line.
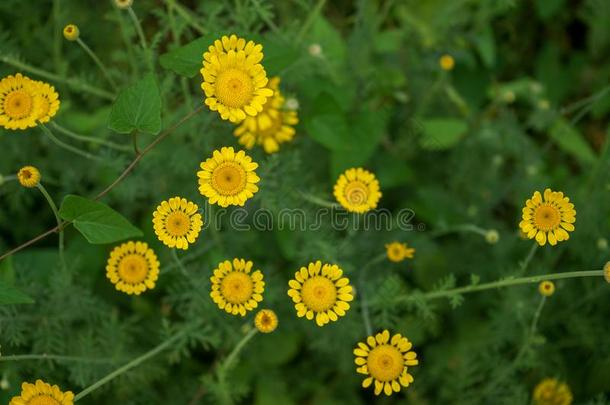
<box><xmin>210</xmin><ymin>258</ymin><xmax>265</xmax><ymax>316</ymax></box>
<box><xmin>0</xmin><ymin>73</ymin><xmax>41</xmax><ymax>130</ymax></box>
<box><xmin>32</xmin><ymin>80</ymin><xmax>60</xmax><ymax>123</ymax></box>
<box><xmin>385</xmin><ymin>242</ymin><xmax>415</xmax><ymax>263</ymax></box>
<box><xmin>63</xmin><ymin>24</ymin><xmax>79</xmax><ymax>41</ymax></box>
<box><xmin>152</xmin><ymin>197</ymin><xmax>203</xmax><ymax>250</ymax></box>
<box><xmin>9</xmin><ymin>379</ymin><xmax>74</xmax><ymax>405</ymax></box>
<box><xmin>233</xmin><ymin>77</ymin><xmax>298</xmax><ymax>154</ymax></box>
<box><xmin>354</xmin><ymin>330</ymin><xmax>419</xmax><ymax>396</ymax></box>
<box><xmin>197</xmin><ymin>146</ymin><xmax>260</xmax><ymax>207</ymax></box>
<box><xmin>538</xmin><ymin>281</ymin><xmax>555</xmax><ymax>297</ymax></box>
<box><xmin>106</xmin><ymin>241</ymin><xmax>160</xmax><ymax>295</ymax></box>
<box><xmin>533</xmin><ymin>378</ymin><xmax>573</xmax><ymax>405</ymax></box>
<box><xmin>603</xmin><ymin>261</ymin><xmax>610</xmax><ymax>284</ymax></box>
<box><xmin>519</xmin><ymin>188</ymin><xmax>576</xmax><ymax>246</ymax></box>
<box><xmin>287</xmin><ymin>261</ymin><xmax>354</xmax><ymax>327</ymax></box>
<box><xmin>254</xmin><ymin>309</ymin><xmax>278</xmax><ymax>333</ymax></box>
<box><xmin>439</xmin><ymin>54</ymin><xmax>455</xmax><ymax>71</ymax></box>
<box><xmin>17</xmin><ymin>166</ymin><xmax>41</xmax><ymax>188</ymax></box>
<box><xmin>333</xmin><ymin>168</ymin><xmax>382</xmax><ymax>213</ymax></box>
<box><xmin>200</xmin><ymin>34</ymin><xmax>274</xmax><ymax>123</ymax></box>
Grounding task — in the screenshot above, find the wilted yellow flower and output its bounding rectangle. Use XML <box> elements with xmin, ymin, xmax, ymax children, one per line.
<box><xmin>234</xmin><ymin>77</ymin><xmax>298</xmax><ymax>154</ymax></box>
<box><xmin>63</xmin><ymin>24</ymin><xmax>79</xmax><ymax>41</ymax></box>
<box><xmin>17</xmin><ymin>166</ymin><xmax>41</xmax><ymax>188</ymax></box>
<box><xmin>210</xmin><ymin>258</ymin><xmax>264</xmax><ymax>316</ymax></box>
<box><xmin>533</xmin><ymin>378</ymin><xmax>572</xmax><ymax>405</ymax></box>
<box><xmin>152</xmin><ymin>197</ymin><xmax>203</xmax><ymax>250</ymax></box>
<box><xmin>333</xmin><ymin>168</ymin><xmax>382</xmax><ymax>213</ymax></box>
<box><xmin>0</xmin><ymin>73</ymin><xmax>41</xmax><ymax>130</ymax></box>
<box><xmin>385</xmin><ymin>242</ymin><xmax>415</xmax><ymax>262</ymax></box>
<box><xmin>9</xmin><ymin>379</ymin><xmax>74</xmax><ymax>405</ymax></box>
<box><xmin>519</xmin><ymin>189</ymin><xmax>576</xmax><ymax>246</ymax></box>
<box><xmin>32</xmin><ymin>80</ymin><xmax>60</xmax><ymax>123</ymax></box>
<box><xmin>354</xmin><ymin>330</ymin><xmax>419</xmax><ymax>396</ymax></box>
<box><xmin>439</xmin><ymin>54</ymin><xmax>455</xmax><ymax>71</ymax></box>
<box><xmin>538</xmin><ymin>281</ymin><xmax>555</xmax><ymax>297</ymax></box>
<box><xmin>106</xmin><ymin>241</ymin><xmax>160</xmax><ymax>295</ymax></box>
<box><xmin>287</xmin><ymin>261</ymin><xmax>353</xmax><ymax>327</ymax></box>
<box><xmin>200</xmin><ymin>34</ymin><xmax>274</xmax><ymax>123</ymax></box>
<box><xmin>254</xmin><ymin>309</ymin><xmax>278</xmax><ymax>333</ymax></box>
<box><xmin>197</xmin><ymin>146</ymin><xmax>260</xmax><ymax>207</ymax></box>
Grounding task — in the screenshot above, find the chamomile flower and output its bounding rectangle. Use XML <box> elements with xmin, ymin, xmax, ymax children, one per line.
<box><xmin>0</xmin><ymin>73</ymin><xmax>41</xmax><ymax>130</ymax></box>
<box><xmin>200</xmin><ymin>34</ymin><xmax>274</xmax><ymax>123</ymax></box>
<box><xmin>287</xmin><ymin>261</ymin><xmax>353</xmax><ymax>327</ymax></box>
<box><xmin>439</xmin><ymin>54</ymin><xmax>455</xmax><ymax>71</ymax></box>
<box><xmin>533</xmin><ymin>378</ymin><xmax>572</xmax><ymax>405</ymax></box>
<box><xmin>254</xmin><ymin>309</ymin><xmax>278</xmax><ymax>333</ymax></box>
<box><xmin>385</xmin><ymin>242</ymin><xmax>415</xmax><ymax>263</ymax></box>
<box><xmin>333</xmin><ymin>168</ymin><xmax>382</xmax><ymax>213</ymax></box>
<box><xmin>354</xmin><ymin>330</ymin><xmax>419</xmax><ymax>396</ymax></box>
<box><xmin>9</xmin><ymin>379</ymin><xmax>74</xmax><ymax>405</ymax></box>
<box><xmin>538</xmin><ymin>281</ymin><xmax>555</xmax><ymax>297</ymax></box>
<box><xmin>152</xmin><ymin>197</ymin><xmax>203</xmax><ymax>250</ymax></box>
<box><xmin>519</xmin><ymin>189</ymin><xmax>576</xmax><ymax>246</ymax></box>
<box><xmin>32</xmin><ymin>80</ymin><xmax>60</xmax><ymax>123</ymax></box>
<box><xmin>210</xmin><ymin>258</ymin><xmax>265</xmax><ymax>316</ymax></box>
<box><xmin>106</xmin><ymin>241</ymin><xmax>160</xmax><ymax>295</ymax></box>
<box><xmin>17</xmin><ymin>166</ymin><xmax>41</xmax><ymax>188</ymax></box>
<box><xmin>63</xmin><ymin>24</ymin><xmax>79</xmax><ymax>41</ymax></box>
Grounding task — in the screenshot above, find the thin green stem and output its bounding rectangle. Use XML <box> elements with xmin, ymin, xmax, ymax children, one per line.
<box><xmin>36</xmin><ymin>183</ymin><xmax>65</xmax><ymax>271</ymax></box>
<box><xmin>359</xmin><ymin>253</ymin><xmax>387</xmax><ymax>336</ymax></box>
<box><xmin>391</xmin><ymin>270</ymin><xmax>604</xmax><ymax>304</ymax></box>
<box><xmin>132</xmin><ymin>131</ymin><xmax>140</xmax><ymax>155</ymax></box>
<box><xmin>217</xmin><ymin>328</ymin><xmax>258</xmax><ymax>404</ymax></box>
<box><xmin>76</xmin><ymin>38</ymin><xmax>118</xmax><ymax>91</ymax></box>
<box><xmin>127</xmin><ymin>6</ymin><xmax>153</xmax><ymax>71</ymax></box>
<box><xmin>0</xmin><ymin>354</ymin><xmax>113</xmax><ymax>363</ymax></box>
<box><xmin>115</xmin><ymin>5</ymin><xmax>139</xmax><ymax>77</ymax></box>
<box><xmin>167</xmin><ymin>2</ymin><xmax>193</xmax><ymax>108</ymax></box>
<box><xmin>39</xmin><ymin>123</ymin><xmax>103</xmax><ymax>162</ymax></box>
<box><xmin>296</xmin><ymin>0</ymin><xmax>326</xmax><ymax>42</ymax></box>
<box><xmin>74</xmin><ymin>328</ymin><xmax>190</xmax><ymax>402</ymax></box>
<box><xmin>164</xmin><ymin>0</ymin><xmax>206</xmax><ymax>35</ymax></box>
<box><xmin>430</xmin><ymin>223</ymin><xmax>487</xmax><ymax>238</ymax></box>
<box><xmin>51</xmin><ymin>122</ymin><xmax>130</xmax><ymax>151</ymax></box>
<box><xmin>519</xmin><ymin>242</ymin><xmax>538</xmax><ymax>274</ymax></box>
<box><xmin>299</xmin><ymin>191</ymin><xmax>340</xmax><ymax>209</ymax></box>
<box><xmin>171</xmin><ymin>249</ymin><xmax>188</xmax><ymax>276</ymax></box>
<box><xmin>0</xmin><ymin>55</ymin><xmax>115</xmax><ymax>100</ymax></box>
<box><xmin>528</xmin><ymin>296</ymin><xmax>546</xmax><ymax>337</ymax></box>
<box><xmin>0</xmin><ymin>175</ymin><xmax>17</xmax><ymax>186</ymax></box>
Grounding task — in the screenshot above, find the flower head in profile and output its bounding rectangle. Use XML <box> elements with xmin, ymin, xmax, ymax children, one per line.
<box><xmin>63</xmin><ymin>24</ymin><xmax>79</xmax><ymax>41</ymax></box>
<box><xmin>254</xmin><ymin>309</ymin><xmax>278</xmax><ymax>333</ymax></box>
<box><xmin>200</xmin><ymin>34</ymin><xmax>274</xmax><ymax>123</ymax></box>
<box><xmin>106</xmin><ymin>241</ymin><xmax>160</xmax><ymax>295</ymax></box>
<box><xmin>533</xmin><ymin>378</ymin><xmax>573</xmax><ymax>405</ymax></box>
<box><xmin>17</xmin><ymin>166</ymin><xmax>41</xmax><ymax>188</ymax></box>
<box><xmin>197</xmin><ymin>146</ymin><xmax>260</xmax><ymax>207</ymax></box>
<box><xmin>519</xmin><ymin>189</ymin><xmax>576</xmax><ymax>246</ymax></box>
<box><xmin>234</xmin><ymin>77</ymin><xmax>298</xmax><ymax>154</ymax></box>
<box><xmin>9</xmin><ymin>379</ymin><xmax>74</xmax><ymax>405</ymax></box>
<box><xmin>439</xmin><ymin>54</ymin><xmax>455</xmax><ymax>71</ymax></box>
<box><xmin>32</xmin><ymin>80</ymin><xmax>60</xmax><ymax>123</ymax></box>
<box><xmin>354</xmin><ymin>330</ymin><xmax>419</xmax><ymax>396</ymax></box>
<box><xmin>114</xmin><ymin>0</ymin><xmax>133</xmax><ymax>8</ymax></box>
<box><xmin>333</xmin><ymin>168</ymin><xmax>382</xmax><ymax>213</ymax></box>
<box><xmin>152</xmin><ymin>197</ymin><xmax>203</xmax><ymax>250</ymax></box>
<box><xmin>603</xmin><ymin>262</ymin><xmax>610</xmax><ymax>284</ymax></box>
<box><xmin>0</xmin><ymin>73</ymin><xmax>41</xmax><ymax>130</ymax></box>
<box><xmin>210</xmin><ymin>258</ymin><xmax>264</xmax><ymax>316</ymax></box>
<box><xmin>287</xmin><ymin>261</ymin><xmax>353</xmax><ymax>327</ymax></box>
<box><xmin>538</xmin><ymin>281</ymin><xmax>555</xmax><ymax>297</ymax></box>
<box><xmin>385</xmin><ymin>242</ymin><xmax>415</xmax><ymax>263</ymax></box>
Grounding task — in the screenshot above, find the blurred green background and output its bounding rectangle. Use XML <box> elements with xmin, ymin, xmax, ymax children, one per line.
<box><xmin>1</xmin><ymin>0</ymin><xmax>609</xmax><ymax>403</ymax></box>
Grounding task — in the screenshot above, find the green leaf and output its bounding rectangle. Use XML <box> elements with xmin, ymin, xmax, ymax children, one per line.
<box><xmin>59</xmin><ymin>195</ymin><xmax>143</xmax><ymax>244</ymax></box>
<box><xmin>0</xmin><ymin>255</ymin><xmax>15</xmax><ymax>285</ymax></box>
<box><xmin>159</xmin><ymin>33</ymin><xmax>219</xmax><ymax>77</ymax></box>
<box><xmin>419</xmin><ymin>118</ymin><xmax>468</xmax><ymax>150</ymax></box>
<box><xmin>548</xmin><ymin>119</ymin><xmax>596</xmax><ymax>165</ymax></box>
<box><xmin>0</xmin><ymin>282</ymin><xmax>34</xmax><ymax>305</ymax></box>
<box><xmin>108</xmin><ymin>73</ymin><xmax>162</xmax><ymax>135</ymax></box>
<box><xmin>305</xmin><ymin>114</ymin><xmax>349</xmax><ymax>150</ymax></box>
<box><xmin>475</xmin><ymin>26</ymin><xmax>496</xmax><ymax>68</ymax></box>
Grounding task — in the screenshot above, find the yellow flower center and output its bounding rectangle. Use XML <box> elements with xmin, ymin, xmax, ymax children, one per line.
<box><xmin>4</xmin><ymin>90</ymin><xmax>33</xmax><ymax>119</ymax></box>
<box><xmin>118</xmin><ymin>254</ymin><xmax>149</xmax><ymax>284</ymax></box>
<box><xmin>344</xmin><ymin>181</ymin><xmax>369</xmax><ymax>206</ymax></box>
<box><xmin>165</xmin><ymin>211</ymin><xmax>191</xmax><ymax>237</ymax></box>
<box><xmin>221</xmin><ymin>271</ymin><xmax>253</xmax><ymax>304</ymax></box>
<box><xmin>28</xmin><ymin>395</ymin><xmax>61</xmax><ymax>405</ymax></box>
<box><xmin>211</xmin><ymin>162</ymin><xmax>247</xmax><ymax>195</ymax></box>
<box><xmin>534</xmin><ymin>204</ymin><xmax>561</xmax><ymax>231</ymax></box>
<box><xmin>300</xmin><ymin>276</ymin><xmax>337</xmax><ymax>312</ymax></box>
<box><xmin>215</xmin><ymin>68</ymin><xmax>254</xmax><ymax>108</ymax></box>
<box><xmin>367</xmin><ymin>344</ymin><xmax>405</xmax><ymax>382</ymax></box>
